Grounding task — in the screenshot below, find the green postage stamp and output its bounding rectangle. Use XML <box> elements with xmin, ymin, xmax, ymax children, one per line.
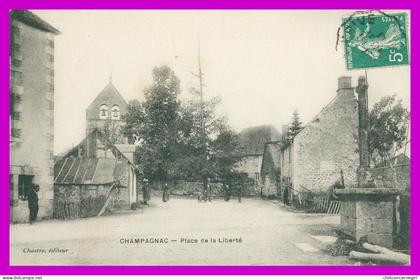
<box><xmin>343</xmin><ymin>12</ymin><xmax>409</xmax><ymax>69</ymax></box>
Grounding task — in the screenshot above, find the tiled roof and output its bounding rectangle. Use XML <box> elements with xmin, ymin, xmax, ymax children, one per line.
<box><xmin>54</xmin><ymin>130</ymin><xmax>135</xmax><ymax>186</ymax></box>
<box><xmin>11</xmin><ymin>10</ymin><xmax>60</xmax><ymax>34</ymax></box>
<box><xmin>54</xmin><ymin>157</ymin><xmax>128</xmax><ymax>185</ymax></box>
<box><xmin>114</xmin><ymin>144</ymin><xmax>136</xmax><ymax>153</ymax></box>
<box><xmin>238</xmin><ymin>125</ymin><xmax>281</xmax><ymax>155</ymax></box>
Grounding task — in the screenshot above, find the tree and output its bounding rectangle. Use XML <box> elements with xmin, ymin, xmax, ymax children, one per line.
<box><xmin>121</xmin><ymin>99</ymin><xmax>144</xmax><ymax>144</ymax></box>
<box><xmin>210</xmin><ymin>129</ymin><xmax>251</xmax><ymax>199</ymax></box>
<box><xmin>368</xmin><ymin>94</ymin><xmax>409</xmax><ymax>166</ymax></box>
<box><xmin>281</xmin><ymin>110</ymin><xmax>303</xmax><ymax>147</ymax></box>
<box><xmin>288</xmin><ymin>110</ymin><xmax>303</xmax><ymax>140</ymax></box>
<box><xmin>135</xmin><ymin>66</ymin><xmax>182</xmax><ymax>187</ymax></box>
<box><xmin>176</xmin><ymin>92</ymin><xmax>227</xmax><ymax>195</ymax></box>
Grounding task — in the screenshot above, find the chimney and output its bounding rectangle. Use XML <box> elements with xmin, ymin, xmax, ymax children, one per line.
<box><xmin>86</xmin><ymin>130</ymin><xmax>98</xmax><ymax>158</ymax></box>
<box><xmin>337</xmin><ymin>76</ymin><xmax>353</xmax><ymax>95</ymax></box>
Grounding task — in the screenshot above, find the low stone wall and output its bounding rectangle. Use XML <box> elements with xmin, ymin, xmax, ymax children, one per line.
<box><xmin>370</xmin><ymin>164</ymin><xmax>410</xmax><ymax>192</ymax></box>
<box><xmin>53</xmin><ymin>184</ymin><xmax>129</xmax><ymax>219</ymax></box>
<box><xmin>149</xmin><ymin>180</ymin><xmax>256</xmax><ymax>197</ymax></box>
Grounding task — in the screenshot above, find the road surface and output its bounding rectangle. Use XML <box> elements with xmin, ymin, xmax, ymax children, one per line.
<box><xmin>10</xmin><ymin>196</ymin><xmax>354</xmax><ymax>265</ymax></box>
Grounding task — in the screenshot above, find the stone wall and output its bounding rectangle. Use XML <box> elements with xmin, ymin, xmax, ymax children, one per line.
<box><xmin>10</xmin><ymin>19</ymin><xmax>56</xmax><ymax>223</ymax></box>
<box><xmin>291</xmin><ymin>78</ymin><xmax>359</xmax><ymax>194</ymax></box>
<box><xmin>370</xmin><ymin>164</ymin><xmax>410</xmax><ymax>192</ymax></box>
<box><xmin>341</xmin><ymin>200</ymin><xmax>394</xmax><ymax>247</ymax></box>
<box><xmin>237</xmin><ymin>155</ymin><xmax>263</xmax><ymax>180</ymax></box>
<box><xmin>149</xmin><ymin>180</ymin><xmax>256</xmax><ymax>197</ymax></box>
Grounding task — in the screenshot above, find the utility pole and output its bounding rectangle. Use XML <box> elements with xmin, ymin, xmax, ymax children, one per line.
<box><xmin>198</xmin><ymin>40</ymin><xmax>205</xmax><ymax>140</ymax></box>
<box><xmin>195</xmin><ymin>40</ymin><xmax>210</xmax><ymax>200</ymax></box>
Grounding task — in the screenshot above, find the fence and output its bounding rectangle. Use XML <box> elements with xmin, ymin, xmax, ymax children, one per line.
<box><xmin>282</xmin><ymin>183</ymin><xmax>341</xmax><ymax>214</ymax></box>
<box><xmin>53</xmin><ymin>184</ymin><xmax>128</xmax><ymax>220</ymax></box>
<box><xmin>53</xmin><ymin>196</ymin><xmax>107</xmax><ymax>219</ymax></box>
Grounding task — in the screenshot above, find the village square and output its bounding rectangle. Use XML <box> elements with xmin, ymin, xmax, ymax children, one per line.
<box><xmin>9</xmin><ymin>10</ymin><xmax>410</xmax><ymax>265</ymax></box>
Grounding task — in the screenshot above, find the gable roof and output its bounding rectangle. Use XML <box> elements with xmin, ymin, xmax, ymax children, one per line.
<box><xmin>238</xmin><ymin>125</ymin><xmax>281</xmax><ymax>155</ymax></box>
<box><xmin>11</xmin><ymin>10</ymin><xmax>60</xmax><ymax>34</ymax></box>
<box><xmin>54</xmin><ymin>130</ymin><xmax>138</xmax><ymax>185</ymax></box>
<box><xmin>281</xmin><ymin>90</ymin><xmax>357</xmax><ymax>151</ymax></box>
<box><xmin>86</xmin><ymin>81</ymin><xmax>129</xmax><ymax>120</ymax></box>
<box><xmin>262</xmin><ymin>141</ymin><xmax>282</xmax><ymax>170</ymax></box>
<box><xmin>69</xmin><ymin>129</ymin><xmax>133</xmax><ymax>160</ymax></box>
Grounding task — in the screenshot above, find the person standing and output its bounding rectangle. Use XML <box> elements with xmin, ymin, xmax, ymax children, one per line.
<box><xmin>237</xmin><ymin>185</ymin><xmax>242</xmax><ymax>203</ymax></box>
<box><xmin>142</xmin><ymin>179</ymin><xmax>150</xmax><ymax>205</ymax></box>
<box><xmin>162</xmin><ymin>182</ymin><xmax>170</xmax><ymax>202</ymax></box>
<box><xmin>27</xmin><ymin>184</ymin><xmax>40</xmax><ymax>224</ymax></box>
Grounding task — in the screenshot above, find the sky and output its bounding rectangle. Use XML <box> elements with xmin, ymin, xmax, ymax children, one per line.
<box><xmin>31</xmin><ymin>10</ymin><xmax>410</xmax><ymax>154</ymax></box>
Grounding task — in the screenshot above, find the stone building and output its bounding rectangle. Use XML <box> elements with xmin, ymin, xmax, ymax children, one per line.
<box><xmin>280</xmin><ymin>76</ymin><xmax>359</xmax><ymax>202</ymax></box>
<box><xmin>371</xmin><ymin>153</ymin><xmax>410</xmax><ymax>192</ymax></box>
<box><xmin>10</xmin><ymin>10</ymin><xmax>60</xmax><ymax>223</ymax></box>
<box><xmin>86</xmin><ymin>79</ymin><xmax>129</xmax><ymax>144</ymax></box>
<box><xmin>260</xmin><ymin>141</ymin><xmax>282</xmax><ymax>198</ymax></box>
<box><xmin>237</xmin><ymin>125</ymin><xmax>281</xmax><ymax>185</ymax></box>
<box><xmin>53</xmin><ymin>130</ymin><xmax>138</xmax><ymax>219</ymax></box>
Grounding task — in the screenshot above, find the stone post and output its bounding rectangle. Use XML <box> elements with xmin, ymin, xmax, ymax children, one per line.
<box><xmin>356</xmin><ymin>76</ymin><xmax>372</xmax><ymax>188</ymax></box>
<box><xmin>335</xmin><ymin>76</ymin><xmax>398</xmax><ymax>248</ymax></box>
<box><xmin>356</xmin><ymin>76</ymin><xmax>370</xmax><ymax>170</ymax></box>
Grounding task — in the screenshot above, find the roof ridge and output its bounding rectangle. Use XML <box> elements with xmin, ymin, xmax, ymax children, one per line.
<box><xmin>11</xmin><ymin>10</ymin><xmax>60</xmax><ymax>34</ymax></box>
<box><xmin>87</xmin><ymin>81</ymin><xmax>128</xmax><ymax>111</ymax></box>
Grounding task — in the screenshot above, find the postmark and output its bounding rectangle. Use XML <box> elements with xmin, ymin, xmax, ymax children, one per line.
<box><xmin>342</xmin><ymin>12</ymin><xmax>409</xmax><ymax>70</ymax></box>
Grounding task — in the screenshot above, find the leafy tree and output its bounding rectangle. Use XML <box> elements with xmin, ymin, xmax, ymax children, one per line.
<box><xmin>176</xmin><ymin>92</ymin><xmax>227</xmax><ymax>194</ymax></box>
<box><xmin>121</xmin><ymin>99</ymin><xmax>144</xmax><ymax>144</ymax></box>
<box><xmin>210</xmin><ymin>130</ymin><xmax>251</xmax><ymax>198</ymax></box>
<box><xmin>135</xmin><ymin>66</ymin><xmax>182</xmax><ymax>186</ymax></box>
<box><xmin>368</xmin><ymin>94</ymin><xmax>409</xmax><ymax>165</ymax></box>
<box><xmin>121</xmin><ymin>67</ymin><xmax>249</xmax><ymax>199</ymax></box>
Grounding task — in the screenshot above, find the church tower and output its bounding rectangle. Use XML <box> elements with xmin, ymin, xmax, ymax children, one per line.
<box><xmin>86</xmin><ymin>78</ymin><xmax>128</xmax><ymax>144</ymax></box>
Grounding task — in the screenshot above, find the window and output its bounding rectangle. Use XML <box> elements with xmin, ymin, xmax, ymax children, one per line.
<box><xmin>11</xmin><ymin>70</ymin><xmax>23</xmax><ymax>85</ymax></box>
<box><xmin>11</xmin><ymin>128</ymin><xmax>22</xmax><ymax>138</ymax></box>
<box><xmin>111</xmin><ymin>105</ymin><xmax>120</xmax><ymax>120</ymax></box>
<box><xmin>99</xmin><ymin>104</ymin><xmax>108</xmax><ymax>119</ymax></box>
<box><xmin>48</xmin><ymin>39</ymin><xmax>54</xmax><ymax>49</ymax></box>
<box><xmin>255</xmin><ymin>172</ymin><xmax>260</xmax><ymax>180</ymax></box>
<box><xmin>18</xmin><ymin>175</ymin><xmax>33</xmax><ymax>200</ymax></box>
<box><xmin>47</xmin><ymin>100</ymin><xmax>54</xmax><ymax>110</ymax></box>
<box><xmin>10</xmin><ymin>175</ymin><xmax>14</xmax><ymax>206</ymax></box>
<box><xmin>11</xmin><ymin>58</ymin><xmax>21</xmax><ymax>68</ymax></box>
<box><xmin>11</xmin><ymin>111</ymin><xmax>21</xmax><ymax>120</ymax></box>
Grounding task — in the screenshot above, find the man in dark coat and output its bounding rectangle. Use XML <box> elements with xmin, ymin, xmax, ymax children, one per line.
<box><xmin>162</xmin><ymin>182</ymin><xmax>170</xmax><ymax>202</ymax></box>
<box><xmin>27</xmin><ymin>184</ymin><xmax>40</xmax><ymax>224</ymax></box>
<box><xmin>142</xmin><ymin>179</ymin><xmax>149</xmax><ymax>205</ymax></box>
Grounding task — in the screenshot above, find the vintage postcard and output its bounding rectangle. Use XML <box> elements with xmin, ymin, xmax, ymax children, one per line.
<box><xmin>8</xmin><ymin>9</ymin><xmax>410</xmax><ymax>268</ymax></box>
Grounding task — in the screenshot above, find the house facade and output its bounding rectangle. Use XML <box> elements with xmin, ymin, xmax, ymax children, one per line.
<box><xmin>236</xmin><ymin>125</ymin><xmax>281</xmax><ymax>194</ymax></box>
<box><xmin>10</xmin><ymin>10</ymin><xmax>60</xmax><ymax>223</ymax></box>
<box><xmin>280</xmin><ymin>76</ymin><xmax>359</xmax><ymax>202</ymax></box>
<box><xmin>53</xmin><ymin>130</ymin><xmax>138</xmax><ymax>219</ymax></box>
<box><xmin>260</xmin><ymin>141</ymin><xmax>282</xmax><ymax>198</ymax></box>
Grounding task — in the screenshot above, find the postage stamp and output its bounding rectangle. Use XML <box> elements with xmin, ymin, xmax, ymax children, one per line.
<box><xmin>343</xmin><ymin>12</ymin><xmax>409</xmax><ymax>70</ymax></box>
